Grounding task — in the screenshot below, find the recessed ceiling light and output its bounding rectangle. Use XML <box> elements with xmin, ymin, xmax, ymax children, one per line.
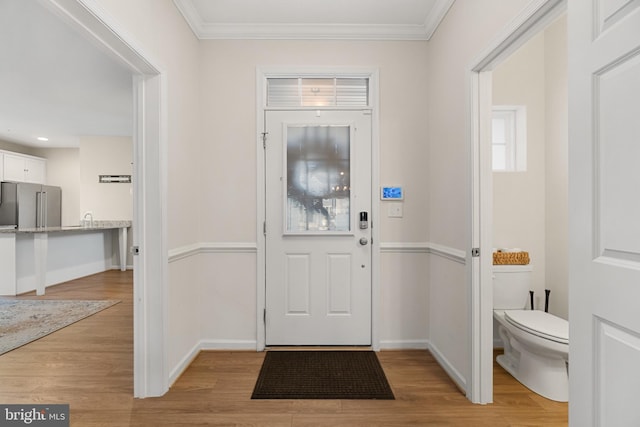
<box><xmin>37</xmin><ymin>137</ymin><xmax>49</xmax><ymax>141</ymax></box>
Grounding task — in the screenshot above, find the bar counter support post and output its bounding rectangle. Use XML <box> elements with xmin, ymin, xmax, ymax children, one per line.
<box><xmin>34</xmin><ymin>233</ymin><xmax>48</xmax><ymax>296</ymax></box>
<box><xmin>119</xmin><ymin>227</ymin><xmax>128</xmax><ymax>271</ymax></box>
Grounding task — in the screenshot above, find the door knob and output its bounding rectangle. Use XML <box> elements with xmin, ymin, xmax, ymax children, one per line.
<box><xmin>359</xmin><ymin>237</ymin><xmax>368</xmax><ymax>246</ymax></box>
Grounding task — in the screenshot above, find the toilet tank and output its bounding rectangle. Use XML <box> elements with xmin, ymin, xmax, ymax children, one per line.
<box><xmin>493</xmin><ymin>265</ymin><xmax>533</xmax><ymax>309</ymax></box>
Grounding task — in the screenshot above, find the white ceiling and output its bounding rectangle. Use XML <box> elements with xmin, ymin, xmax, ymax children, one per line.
<box><xmin>175</xmin><ymin>0</ymin><xmax>455</xmax><ymax>40</ymax></box>
<box><xmin>0</xmin><ymin>0</ymin><xmax>454</xmax><ymax>149</ymax></box>
<box><xmin>0</xmin><ymin>0</ymin><xmax>133</xmax><ymax>148</ymax></box>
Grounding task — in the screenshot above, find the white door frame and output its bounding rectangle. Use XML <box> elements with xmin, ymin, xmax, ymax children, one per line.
<box><xmin>43</xmin><ymin>0</ymin><xmax>168</xmax><ymax>397</ymax></box>
<box><xmin>467</xmin><ymin>0</ymin><xmax>566</xmax><ymax>404</ymax></box>
<box><xmin>256</xmin><ymin>67</ymin><xmax>380</xmax><ymax>351</ymax></box>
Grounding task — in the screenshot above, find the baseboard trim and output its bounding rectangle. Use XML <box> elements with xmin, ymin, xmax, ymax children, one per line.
<box><xmin>379</xmin><ymin>339</ymin><xmax>429</xmax><ymax>350</ymax></box>
<box><xmin>427</xmin><ymin>340</ymin><xmax>467</xmax><ymax>394</ymax></box>
<box><xmin>198</xmin><ymin>339</ymin><xmax>258</xmax><ymax>350</ymax></box>
<box><xmin>168</xmin><ymin>341</ymin><xmax>202</xmax><ymax>386</ymax></box>
<box><xmin>16</xmin><ymin>261</ymin><xmax>111</xmax><ymax>294</ymax></box>
<box><xmin>169</xmin><ymin>339</ymin><xmax>259</xmax><ymax>386</ymax></box>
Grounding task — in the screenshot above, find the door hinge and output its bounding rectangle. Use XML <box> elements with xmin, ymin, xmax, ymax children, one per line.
<box><xmin>261</xmin><ymin>132</ymin><xmax>268</xmax><ymax>149</ymax></box>
<box><xmin>131</xmin><ymin>246</ymin><xmax>140</xmax><ymax>256</ymax></box>
<box><xmin>263</xmin><ymin>308</ymin><xmax>266</xmax><ymax>325</ymax></box>
<box><xmin>471</xmin><ymin>248</ymin><xmax>480</xmax><ymax>257</ymax></box>
<box><xmin>263</xmin><ymin>221</ymin><xmax>266</xmax><ymax>236</ymax></box>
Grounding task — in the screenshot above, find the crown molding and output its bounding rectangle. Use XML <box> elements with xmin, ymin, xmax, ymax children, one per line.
<box><xmin>193</xmin><ymin>22</ymin><xmax>430</xmax><ymax>41</ymax></box>
<box><xmin>423</xmin><ymin>0</ymin><xmax>455</xmax><ymax>40</ymax></box>
<box><xmin>173</xmin><ymin>0</ymin><xmax>453</xmax><ymax>41</ymax></box>
<box><xmin>173</xmin><ymin>0</ymin><xmax>205</xmax><ymax>37</ymax></box>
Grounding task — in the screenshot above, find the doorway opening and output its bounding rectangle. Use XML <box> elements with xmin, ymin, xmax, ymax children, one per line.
<box><xmin>44</xmin><ymin>0</ymin><xmax>167</xmax><ymax>397</ymax></box>
<box><xmin>468</xmin><ymin>0</ymin><xmax>567</xmax><ymax>404</ymax></box>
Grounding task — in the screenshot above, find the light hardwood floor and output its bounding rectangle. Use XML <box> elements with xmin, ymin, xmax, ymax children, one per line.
<box><xmin>0</xmin><ymin>271</ymin><xmax>568</xmax><ymax>426</ymax></box>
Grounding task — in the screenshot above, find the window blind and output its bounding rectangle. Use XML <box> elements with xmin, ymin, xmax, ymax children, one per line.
<box><xmin>267</xmin><ymin>78</ymin><xmax>369</xmax><ymax>107</ymax></box>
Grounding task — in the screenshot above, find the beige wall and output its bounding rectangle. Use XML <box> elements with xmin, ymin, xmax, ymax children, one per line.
<box><xmin>199</xmin><ymin>39</ymin><xmax>430</xmax><ymax>243</ymax></box>
<box><xmin>199</xmin><ymin>39</ymin><xmax>431</xmax><ymax>348</ymax></box>
<box><xmin>97</xmin><ymin>0</ymin><xmax>202</xmax><ymax>250</ymax></box>
<box><xmin>79</xmin><ymin>135</ymin><xmax>132</xmax><ymax>221</ymax></box>
<box><xmin>39</xmin><ymin>147</ymin><xmax>80</xmax><ymax>226</ymax></box>
<box><xmin>426</xmin><ymin>0</ymin><xmax>532</xmax><ymax>390</ymax></box>
<box><xmin>11</xmin><ymin>139</ymin><xmax>134</xmax><ymax>227</ymax></box>
<box><xmin>544</xmin><ymin>16</ymin><xmax>568</xmax><ymax>319</ymax></box>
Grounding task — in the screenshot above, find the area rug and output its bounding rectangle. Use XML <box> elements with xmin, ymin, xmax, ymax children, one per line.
<box><xmin>251</xmin><ymin>351</ymin><xmax>395</xmax><ymax>400</ymax></box>
<box><xmin>0</xmin><ymin>299</ymin><xmax>120</xmax><ymax>355</ymax></box>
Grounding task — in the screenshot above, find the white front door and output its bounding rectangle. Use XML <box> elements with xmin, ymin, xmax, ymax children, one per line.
<box><xmin>265</xmin><ymin>110</ymin><xmax>372</xmax><ymax>346</ymax></box>
<box><xmin>568</xmin><ymin>1</ymin><xmax>640</xmax><ymax>425</ymax></box>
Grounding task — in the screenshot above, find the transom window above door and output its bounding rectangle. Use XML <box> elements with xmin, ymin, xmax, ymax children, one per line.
<box><xmin>267</xmin><ymin>78</ymin><xmax>369</xmax><ymax>108</ymax></box>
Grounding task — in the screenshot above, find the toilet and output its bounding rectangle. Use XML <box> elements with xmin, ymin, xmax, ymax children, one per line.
<box><xmin>493</xmin><ymin>265</ymin><xmax>569</xmax><ymax>402</ymax></box>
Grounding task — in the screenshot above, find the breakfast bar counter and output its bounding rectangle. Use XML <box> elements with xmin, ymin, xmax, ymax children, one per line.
<box><xmin>0</xmin><ymin>221</ymin><xmax>131</xmax><ymax>296</ymax></box>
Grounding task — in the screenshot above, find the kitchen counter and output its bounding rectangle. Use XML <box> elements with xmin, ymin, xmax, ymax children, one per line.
<box><xmin>0</xmin><ymin>221</ymin><xmax>131</xmax><ymax>296</ymax></box>
<box><xmin>0</xmin><ymin>220</ymin><xmax>131</xmax><ymax>233</ymax></box>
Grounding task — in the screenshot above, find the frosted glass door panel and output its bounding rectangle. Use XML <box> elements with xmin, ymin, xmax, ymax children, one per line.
<box><xmin>286</xmin><ymin>125</ymin><xmax>351</xmax><ymax>233</ymax></box>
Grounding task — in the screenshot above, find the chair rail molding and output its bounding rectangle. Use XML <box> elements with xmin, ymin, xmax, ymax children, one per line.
<box><xmin>168</xmin><ymin>242</ymin><xmax>258</xmax><ymax>263</ymax></box>
<box><xmin>170</xmin><ymin>241</ymin><xmax>465</xmax><ymax>264</ymax></box>
<box><xmin>380</xmin><ymin>241</ymin><xmax>466</xmax><ymax>264</ymax></box>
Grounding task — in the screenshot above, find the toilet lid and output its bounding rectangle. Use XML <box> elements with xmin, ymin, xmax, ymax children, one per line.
<box><xmin>504</xmin><ymin>310</ymin><xmax>569</xmax><ymax>344</ymax></box>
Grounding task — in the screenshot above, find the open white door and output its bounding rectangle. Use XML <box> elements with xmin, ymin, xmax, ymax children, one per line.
<box><xmin>568</xmin><ymin>1</ymin><xmax>640</xmax><ymax>425</ymax></box>
<box><xmin>265</xmin><ymin>110</ymin><xmax>372</xmax><ymax>346</ymax></box>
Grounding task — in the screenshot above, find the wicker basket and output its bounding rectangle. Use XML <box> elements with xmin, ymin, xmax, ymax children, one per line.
<box><xmin>493</xmin><ymin>251</ymin><xmax>530</xmax><ymax>265</ymax></box>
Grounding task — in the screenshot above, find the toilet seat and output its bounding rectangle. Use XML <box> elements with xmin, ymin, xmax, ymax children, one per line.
<box><xmin>504</xmin><ymin>310</ymin><xmax>569</xmax><ymax>345</ymax></box>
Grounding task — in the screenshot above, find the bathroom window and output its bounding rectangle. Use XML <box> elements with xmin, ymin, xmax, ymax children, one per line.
<box><xmin>492</xmin><ymin>106</ymin><xmax>527</xmax><ymax>172</ymax></box>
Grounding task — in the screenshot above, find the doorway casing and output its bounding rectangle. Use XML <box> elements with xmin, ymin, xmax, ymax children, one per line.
<box><xmin>255</xmin><ymin>67</ymin><xmax>380</xmax><ymax>351</ymax></box>
<box><xmin>42</xmin><ymin>0</ymin><xmax>168</xmax><ymax>398</ymax></box>
<box><xmin>467</xmin><ymin>0</ymin><xmax>566</xmax><ymax>404</ymax></box>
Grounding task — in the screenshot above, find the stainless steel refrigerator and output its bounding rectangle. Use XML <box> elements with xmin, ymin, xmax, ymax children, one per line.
<box><xmin>0</xmin><ymin>182</ymin><xmax>62</xmax><ymax>228</ymax></box>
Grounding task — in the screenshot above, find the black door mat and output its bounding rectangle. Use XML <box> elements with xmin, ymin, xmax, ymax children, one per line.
<box><xmin>251</xmin><ymin>350</ymin><xmax>395</xmax><ymax>400</ymax></box>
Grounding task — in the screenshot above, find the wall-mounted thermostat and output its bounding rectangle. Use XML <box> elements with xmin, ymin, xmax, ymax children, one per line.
<box><xmin>381</xmin><ymin>186</ymin><xmax>403</xmax><ymax>200</ymax></box>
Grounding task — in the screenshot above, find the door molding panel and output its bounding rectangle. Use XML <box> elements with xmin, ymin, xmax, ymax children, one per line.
<box><xmin>256</xmin><ymin>67</ymin><xmax>380</xmax><ymax>351</ymax></box>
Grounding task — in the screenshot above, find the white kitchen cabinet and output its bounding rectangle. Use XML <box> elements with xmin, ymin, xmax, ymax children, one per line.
<box><xmin>0</xmin><ymin>153</ymin><xmax>3</xmax><ymax>181</ymax></box>
<box><xmin>3</xmin><ymin>152</ymin><xmax>46</xmax><ymax>184</ymax></box>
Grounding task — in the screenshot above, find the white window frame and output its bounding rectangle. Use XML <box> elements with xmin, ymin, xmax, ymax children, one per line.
<box><xmin>492</xmin><ymin>105</ymin><xmax>527</xmax><ymax>172</ymax></box>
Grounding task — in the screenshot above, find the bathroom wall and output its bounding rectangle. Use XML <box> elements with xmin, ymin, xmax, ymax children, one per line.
<box><xmin>492</xmin><ymin>31</ymin><xmax>547</xmax><ymax>310</ymax></box>
<box><xmin>543</xmin><ymin>16</ymin><xmax>568</xmax><ymax>319</ymax></box>
<box><xmin>492</xmin><ymin>16</ymin><xmax>568</xmax><ymax>319</ymax></box>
